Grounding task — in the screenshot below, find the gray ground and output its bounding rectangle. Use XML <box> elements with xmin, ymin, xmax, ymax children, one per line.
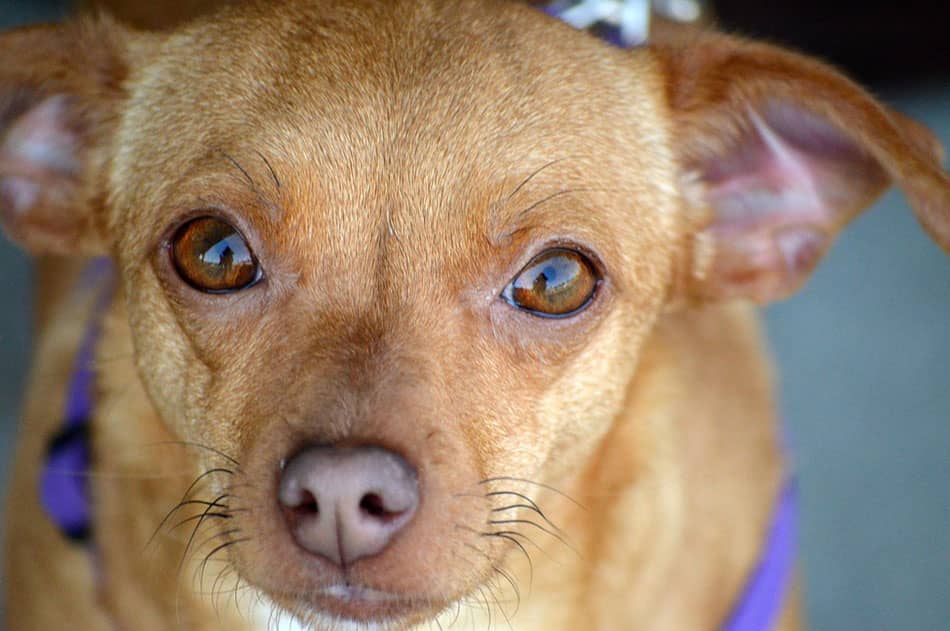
<box><xmin>0</xmin><ymin>3</ymin><xmax>948</xmax><ymax>630</ymax></box>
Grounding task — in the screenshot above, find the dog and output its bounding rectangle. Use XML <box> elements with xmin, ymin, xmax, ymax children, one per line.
<box><xmin>2</xmin><ymin>1</ymin><xmax>948</xmax><ymax>629</ymax></box>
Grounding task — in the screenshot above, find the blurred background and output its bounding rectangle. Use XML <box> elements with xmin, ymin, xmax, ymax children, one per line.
<box><xmin>0</xmin><ymin>1</ymin><xmax>947</xmax><ymax>629</ymax></box>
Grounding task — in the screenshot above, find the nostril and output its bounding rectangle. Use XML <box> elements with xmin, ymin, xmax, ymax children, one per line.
<box><xmin>359</xmin><ymin>492</ymin><xmax>404</xmax><ymax>521</ymax></box>
<box><xmin>290</xmin><ymin>489</ymin><xmax>319</xmax><ymax>518</ymax></box>
<box><xmin>359</xmin><ymin>492</ymin><xmax>385</xmax><ymax>517</ymax></box>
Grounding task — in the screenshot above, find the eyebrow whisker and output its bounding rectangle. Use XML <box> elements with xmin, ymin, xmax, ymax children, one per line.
<box><xmin>218</xmin><ymin>149</ymin><xmax>256</xmax><ymax>190</ymax></box>
<box><xmin>512</xmin><ymin>188</ymin><xmax>594</xmax><ymax>224</ymax></box>
<box><xmin>214</xmin><ymin>147</ymin><xmax>281</xmax><ymax>217</ymax></box>
<box><xmin>505</xmin><ymin>158</ymin><xmax>564</xmax><ymax>202</ymax></box>
<box><xmin>256</xmin><ymin>150</ymin><xmax>281</xmax><ymax>190</ymax></box>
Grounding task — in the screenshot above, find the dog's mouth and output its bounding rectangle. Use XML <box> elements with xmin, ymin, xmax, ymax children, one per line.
<box><xmin>266</xmin><ymin>582</ymin><xmax>426</xmax><ymax>624</ymax></box>
<box><xmin>317</xmin><ymin>583</ymin><xmax>405</xmax><ymax>604</ymax></box>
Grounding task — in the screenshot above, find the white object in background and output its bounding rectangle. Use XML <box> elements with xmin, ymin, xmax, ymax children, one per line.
<box><xmin>550</xmin><ymin>0</ymin><xmax>703</xmax><ymax>47</ymax></box>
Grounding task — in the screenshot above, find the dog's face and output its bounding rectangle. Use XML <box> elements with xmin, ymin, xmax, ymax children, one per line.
<box><xmin>1</xmin><ymin>0</ymin><xmax>947</xmax><ymax>626</ymax></box>
<box><xmin>113</xmin><ymin>3</ymin><xmax>679</xmax><ymax>621</ymax></box>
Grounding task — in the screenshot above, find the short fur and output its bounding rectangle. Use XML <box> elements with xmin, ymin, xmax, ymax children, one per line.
<box><xmin>2</xmin><ymin>1</ymin><xmax>947</xmax><ymax>629</ymax></box>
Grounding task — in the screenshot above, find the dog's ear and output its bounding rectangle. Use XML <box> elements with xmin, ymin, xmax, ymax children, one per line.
<box><xmin>0</xmin><ymin>17</ymin><xmax>132</xmax><ymax>255</ymax></box>
<box><xmin>656</xmin><ymin>34</ymin><xmax>950</xmax><ymax>304</ymax></box>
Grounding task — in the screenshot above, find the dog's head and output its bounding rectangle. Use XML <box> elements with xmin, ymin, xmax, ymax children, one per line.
<box><xmin>1</xmin><ymin>0</ymin><xmax>947</xmax><ymax>626</ymax></box>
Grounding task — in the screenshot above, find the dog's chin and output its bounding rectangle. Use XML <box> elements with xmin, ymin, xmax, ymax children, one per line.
<box><xmin>253</xmin><ymin>585</ymin><xmax>453</xmax><ymax>629</ymax></box>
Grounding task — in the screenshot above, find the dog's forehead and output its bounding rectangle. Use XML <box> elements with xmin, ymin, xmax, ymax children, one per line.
<box><xmin>114</xmin><ymin>0</ymin><xmax>676</xmax><ymax>286</ymax></box>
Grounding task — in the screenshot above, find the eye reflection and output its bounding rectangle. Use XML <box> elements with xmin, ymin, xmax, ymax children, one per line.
<box><xmin>504</xmin><ymin>248</ymin><xmax>598</xmax><ymax>317</ymax></box>
<box><xmin>170</xmin><ymin>216</ymin><xmax>260</xmax><ymax>293</ymax></box>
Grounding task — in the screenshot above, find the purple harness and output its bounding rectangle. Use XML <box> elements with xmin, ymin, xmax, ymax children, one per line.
<box><xmin>721</xmin><ymin>480</ymin><xmax>798</xmax><ymax>631</ymax></box>
<box><xmin>40</xmin><ymin>6</ymin><xmax>796</xmax><ymax>627</ymax></box>
<box><xmin>40</xmin><ymin>258</ymin><xmax>113</xmax><ymax>542</ymax></box>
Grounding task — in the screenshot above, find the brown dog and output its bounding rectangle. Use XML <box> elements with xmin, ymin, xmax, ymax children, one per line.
<box><xmin>2</xmin><ymin>1</ymin><xmax>948</xmax><ymax>629</ymax></box>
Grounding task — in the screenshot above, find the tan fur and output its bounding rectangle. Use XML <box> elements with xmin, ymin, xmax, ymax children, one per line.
<box><xmin>2</xmin><ymin>1</ymin><xmax>947</xmax><ymax>629</ymax></box>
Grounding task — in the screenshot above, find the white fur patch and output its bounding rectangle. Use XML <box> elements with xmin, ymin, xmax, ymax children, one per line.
<box><xmin>251</xmin><ymin>599</ymin><xmax>392</xmax><ymax>631</ymax></box>
<box><xmin>251</xmin><ymin>600</ymin><xmax>310</xmax><ymax>631</ymax></box>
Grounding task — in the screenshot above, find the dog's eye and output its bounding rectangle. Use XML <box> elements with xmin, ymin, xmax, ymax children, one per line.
<box><xmin>503</xmin><ymin>248</ymin><xmax>598</xmax><ymax>317</ymax></box>
<box><xmin>170</xmin><ymin>217</ymin><xmax>260</xmax><ymax>293</ymax></box>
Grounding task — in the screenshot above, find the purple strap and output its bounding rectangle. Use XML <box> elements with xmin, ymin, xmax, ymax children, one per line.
<box><xmin>39</xmin><ymin>258</ymin><xmax>114</xmax><ymax>542</ymax></box>
<box><xmin>721</xmin><ymin>480</ymin><xmax>798</xmax><ymax>631</ymax></box>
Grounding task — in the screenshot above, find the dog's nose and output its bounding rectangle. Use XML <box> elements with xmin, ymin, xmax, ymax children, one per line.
<box><xmin>277</xmin><ymin>446</ymin><xmax>419</xmax><ymax>566</ymax></box>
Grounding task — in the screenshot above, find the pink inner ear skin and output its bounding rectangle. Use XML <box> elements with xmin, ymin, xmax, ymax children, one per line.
<box><xmin>0</xmin><ymin>94</ymin><xmax>93</xmax><ymax>254</ymax></box>
<box><xmin>0</xmin><ymin>176</ymin><xmax>40</xmax><ymax>218</ymax></box>
<box><xmin>705</xmin><ymin>105</ymin><xmax>873</xmax><ymax>229</ymax></box>
<box><xmin>0</xmin><ymin>95</ymin><xmax>81</xmax><ymax>178</ymax></box>
<box><xmin>697</xmin><ymin>102</ymin><xmax>886</xmax><ymax>303</ymax></box>
<box><xmin>773</xmin><ymin>226</ymin><xmax>828</xmax><ymax>285</ymax></box>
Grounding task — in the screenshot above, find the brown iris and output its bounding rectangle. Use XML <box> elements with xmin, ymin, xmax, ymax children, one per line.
<box><xmin>170</xmin><ymin>216</ymin><xmax>260</xmax><ymax>293</ymax></box>
<box><xmin>504</xmin><ymin>248</ymin><xmax>598</xmax><ymax>317</ymax></box>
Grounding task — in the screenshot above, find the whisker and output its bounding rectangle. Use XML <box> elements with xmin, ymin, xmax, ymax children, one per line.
<box><xmin>219</xmin><ymin>149</ymin><xmax>255</xmax><ymax>189</ymax></box>
<box><xmin>484</xmin><ymin>577</ymin><xmax>513</xmax><ymax>630</ymax></box>
<box><xmin>492</xmin><ymin>564</ymin><xmax>521</xmax><ymax>619</ymax></box>
<box><xmin>197</xmin><ymin>538</ymin><xmax>251</xmax><ymax>589</ymax></box>
<box><xmin>196</xmin><ymin>528</ymin><xmax>243</xmax><ymax>588</ymax></box>
<box><xmin>476</xmin><ymin>585</ymin><xmax>492</xmax><ymax>630</ymax></box>
<box><xmin>512</xmin><ymin>188</ymin><xmax>594</xmax><ymax>223</ymax></box>
<box><xmin>489</xmin><ymin>501</ymin><xmax>567</xmax><ymax>536</ymax></box>
<box><xmin>146</xmin><ymin>441</ymin><xmax>241</xmax><ymax>468</ymax></box>
<box><xmin>178</xmin><ymin>493</ymin><xmax>231</xmax><ymax>572</ymax></box>
<box><xmin>480</xmin><ymin>531</ymin><xmax>534</xmax><ymax>584</ymax></box>
<box><xmin>505</xmin><ymin>158</ymin><xmax>563</xmax><ymax>201</ymax></box>
<box><xmin>447</xmin><ymin>593</ymin><xmax>463</xmax><ymax>629</ymax></box>
<box><xmin>217</xmin><ymin>148</ymin><xmax>280</xmax><ymax>216</ymax></box>
<box><xmin>485</xmin><ymin>491</ymin><xmax>544</xmax><ymax>515</ymax></box>
<box><xmin>148</xmin><ymin>496</ymin><xmax>232</xmax><ymax>548</ymax></box>
<box><xmin>170</xmin><ymin>511</ymin><xmax>232</xmax><ymax>534</ymax></box>
<box><xmin>480</xmin><ymin>477</ymin><xmax>585</xmax><ymax>509</ymax></box>
<box><xmin>256</xmin><ymin>150</ymin><xmax>281</xmax><ymax>190</ymax></box>
<box><xmin>461</xmin><ymin>537</ymin><xmax>524</xmax><ymax>618</ymax></box>
<box><xmin>178</xmin><ymin>468</ymin><xmax>237</xmax><ymax>502</ymax></box>
<box><xmin>488</xmin><ymin>518</ymin><xmax>579</xmax><ymax>556</ymax></box>
<box><xmin>210</xmin><ymin>565</ymin><xmax>241</xmax><ymax>618</ymax></box>
<box><xmin>209</xmin><ymin>564</ymin><xmax>234</xmax><ymax>598</ymax></box>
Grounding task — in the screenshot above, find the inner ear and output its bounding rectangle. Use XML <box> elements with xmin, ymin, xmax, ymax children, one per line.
<box><xmin>705</xmin><ymin>102</ymin><xmax>887</xmax><ymax>216</ymax></box>
<box><xmin>656</xmin><ymin>34</ymin><xmax>949</xmax><ymax>306</ymax></box>
<box><xmin>0</xmin><ymin>94</ymin><xmax>89</xmax><ymax>250</ymax></box>
<box><xmin>0</xmin><ymin>18</ymin><xmax>133</xmax><ymax>256</ymax></box>
<box><xmin>689</xmin><ymin>101</ymin><xmax>889</xmax><ymax>303</ymax></box>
